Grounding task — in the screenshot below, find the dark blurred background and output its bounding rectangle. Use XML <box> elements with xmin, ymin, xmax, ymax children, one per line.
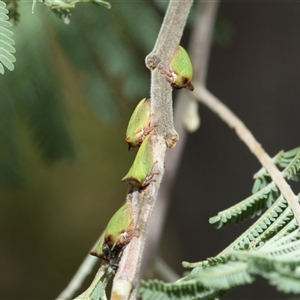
<box><xmin>0</xmin><ymin>1</ymin><xmax>299</xmax><ymax>299</ymax></box>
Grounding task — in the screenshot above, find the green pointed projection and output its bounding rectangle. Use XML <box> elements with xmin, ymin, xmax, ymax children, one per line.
<box><xmin>125</xmin><ymin>98</ymin><xmax>154</xmax><ymax>150</ymax></box>
<box><xmin>121</xmin><ymin>135</ymin><xmax>157</xmax><ymax>187</ymax></box>
<box><xmin>161</xmin><ymin>45</ymin><xmax>194</xmax><ymax>91</ymax></box>
<box><xmin>90</xmin><ymin>203</ymin><xmax>134</xmax><ymax>269</ymax></box>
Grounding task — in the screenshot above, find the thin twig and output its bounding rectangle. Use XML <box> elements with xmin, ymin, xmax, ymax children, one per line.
<box><xmin>145</xmin><ymin>0</ymin><xmax>194</xmax><ymax>147</ymax></box>
<box><xmin>190</xmin><ymin>1</ymin><xmax>218</xmax><ymax>83</ymax></box>
<box><xmin>74</xmin><ymin>264</ymin><xmax>112</xmax><ymax>300</ymax></box>
<box><xmin>183</xmin><ymin>1</ymin><xmax>219</xmax><ymax>133</ymax></box>
<box><xmin>111</xmin><ymin>137</ymin><xmax>166</xmax><ymax>300</ymax></box>
<box><xmin>194</xmin><ymin>85</ymin><xmax>300</xmax><ymax>224</ymax></box>
<box><xmin>153</xmin><ymin>257</ymin><xmax>180</xmax><ymax>282</ymax></box>
<box><xmin>56</xmin><ymin>244</ymin><xmax>99</xmax><ymax>299</ymax></box>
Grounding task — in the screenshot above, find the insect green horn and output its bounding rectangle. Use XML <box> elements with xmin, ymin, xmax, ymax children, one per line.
<box><xmin>90</xmin><ymin>203</ymin><xmax>134</xmax><ymax>269</ymax></box>
<box><xmin>161</xmin><ymin>45</ymin><xmax>194</xmax><ymax>91</ymax></box>
<box><xmin>125</xmin><ymin>98</ymin><xmax>154</xmax><ymax>150</ymax></box>
<box><xmin>121</xmin><ymin>135</ymin><xmax>157</xmax><ymax>188</ymax></box>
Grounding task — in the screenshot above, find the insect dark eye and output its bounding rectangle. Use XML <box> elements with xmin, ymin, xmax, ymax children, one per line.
<box><xmin>102</xmin><ymin>244</ymin><xmax>111</xmax><ymax>256</ymax></box>
<box><xmin>182</xmin><ymin>77</ymin><xmax>189</xmax><ymax>84</ymax></box>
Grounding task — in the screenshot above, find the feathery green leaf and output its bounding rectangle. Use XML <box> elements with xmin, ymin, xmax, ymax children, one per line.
<box><xmin>276</xmin><ymin>148</ymin><xmax>300</xmax><ymax>168</ymax></box>
<box><xmin>209</xmin><ymin>182</ymin><xmax>279</xmax><ymax>228</ymax></box>
<box><xmin>265</xmin><ymin>272</ymin><xmax>300</xmax><ymax>293</ymax></box>
<box><xmin>0</xmin><ymin>0</ymin><xmax>15</xmax><ymax>74</ymax></box>
<box><xmin>139</xmin><ymin>278</ymin><xmax>224</xmax><ymax>300</ymax></box>
<box><xmin>189</xmin><ymin>261</ymin><xmax>254</xmax><ymax>290</ymax></box>
<box><xmin>153</xmin><ymin>148</ymin><xmax>300</xmax><ymax>299</ymax></box>
<box><xmin>282</xmin><ymin>148</ymin><xmax>300</xmax><ymax>181</ymax></box>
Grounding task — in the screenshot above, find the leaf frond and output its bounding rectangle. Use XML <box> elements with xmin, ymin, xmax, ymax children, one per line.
<box><xmin>261</xmin><ymin>238</ymin><xmax>300</xmax><ymax>259</ymax></box>
<box><xmin>251</xmin><ymin>148</ymin><xmax>300</xmax><ymax>193</ymax></box>
<box><xmin>188</xmin><ymin>261</ymin><xmax>254</xmax><ymax>290</ymax></box>
<box><xmin>189</xmin><ymin>195</ymin><xmax>293</xmax><ymax>269</ymax></box>
<box><xmin>212</xmin><ymin>194</ymin><xmax>289</xmax><ymax>256</ymax></box>
<box><xmin>265</xmin><ymin>272</ymin><xmax>300</xmax><ymax>293</ymax></box>
<box><xmin>3</xmin><ymin>0</ymin><xmax>20</xmax><ymax>24</ymax></box>
<box><xmin>282</xmin><ymin>148</ymin><xmax>300</xmax><ymax>181</ymax></box>
<box><xmin>178</xmin><ymin>236</ymin><xmax>300</xmax><ymax>298</ymax></box>
<box><xmin>182</xmin><ymin>255</ymin><xmax>227</xmax><ymax>269</ymax></box>
<box><xmin>209</xmin><ymin>182</ymin><xmax>279</xmax><ymax>228</ymax></box>
<box><xmin>140</xmin><ymin>262</ymin><xmax>253</xmax><ymax>299</ymax></box>
<box><xmin>252</xmin><ymin>150</ymin><xmax>284</xmax><ymax>193</ymax></box>
<box><xmin>255</xmin><ymin>206</ymin><xmax>294</xmax><ymax>246</ymax></box>
<box><xmin>139</xmin><ymin>278</ymin><xmax>223</xmax><ymax>300</ymax></box>
<box><xmin>261</xmin><ymin>219</ymin><xmax>299</xmax><ymax>249</ymax></box>
<box><xmin>0</xmin><ymin>0</ymin><xmax>16</xmax><ymax>74</ymax></box>
<box><xmin>252</xmin><ymin>167</ymin><xmax>272</xmax><ymax>194</ymax></box>
<box><xmin>276</xmin><ymin>147</ymin><xmax>300</xmax><ymax>168</ymax></box>
<box><xmin>228</xmin><ymin>242</ymin><xmax>300</xmax><ymax>293</ymax></box>
<box><xmin>142</xmin><ymin>147</ymin><xmax>300</xmax><ymax>299</ymax></box>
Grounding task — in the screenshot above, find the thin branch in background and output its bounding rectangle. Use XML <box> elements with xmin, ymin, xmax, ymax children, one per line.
<box><xmin>194</xmin><ymin>85</ymin><xmax>300</xmax><ymax>224</ymax></box>
<box><xmin>183</xmin><ymin>1</ymin><xmax>218</xmax><ymax>133</ymax></box>
<box><xmin>56</xmin><ymin>240</ymin><xmax>101</xmax><ymax>300</ymax></box>
<box><xmin>190</xmin><ymin>2</ymin><xmax>218</xmax><ymax>84</ymax></box>
<box><xmin>153</xmin><ymin>256</ymin><xmax>180</xmax><ymax>282</ymax></box>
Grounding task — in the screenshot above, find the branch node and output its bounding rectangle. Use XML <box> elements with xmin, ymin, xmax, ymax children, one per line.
<box><xmin>145</xmin><ymin>54</ymin><xmax>160</xmax><ymax>70</ymax></box>
<box><xmin>166</xmin><ymin>133</ymin><xmax>179</xmax><ymax>149</ymax></box>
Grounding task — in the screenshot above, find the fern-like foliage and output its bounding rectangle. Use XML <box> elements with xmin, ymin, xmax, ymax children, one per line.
<box><xmin>210</xmin><ymin>148</ymin><xmax>300</xmax><ymax>229</ymax></box>
<box><xmin>209</xmin><ymin>182</ymin><xmax>279</xmax><ymax>228</ymax></box>
<box><xmin>0</xmin><ymin>0</ymin><xmax>16</xmax><ymax>74</ymax></box>
<box><xmin>253</xmin><ymin>147</ymin><xmax>300</xmax><ymax>190</ymax></box>
<box><xmin>229</xmin><ymin>235</ymin><xmax>300</xmax><ymax>293</ymax></box>
<box><xmin>252</xmin><ymin>150</ymin><xmax>285</xmax><ymax>193</ymax></box>
<box><xmin>282</xmin><ymin>148</ymin><xmax>300</xmax><ymax>181</ymax></box>
<box><xmin>74</xmin><ymin>264</ymin><xmax>113</xmax><ymax>300</ymax></box>
<box><xmin>184</xmin><ymin>195</ymin><xmax>298</xmax><ymax>271</ymax></box>
<box><xmin>139</xmin><ymin>278</ymin><xmax>225</xmax><ymax>300</ymax></box>
<box><xmin>140</xmin><ymin>147</ymin><xmax>300</xmax><ymax>300</ymax></box>
<box><xmin>189</xmin><ymin>261</ymin><xmax>254</xmax><ymax>290</ymax></box>
<box><xmin>139</xmin><ymin>262</ymin><xmax>252</xmax><ymax>300</ymax></box>
<box><xmin>141</xmin><ymin>200</ymin><xmax>300</xmax><ymax>299</ymax></box>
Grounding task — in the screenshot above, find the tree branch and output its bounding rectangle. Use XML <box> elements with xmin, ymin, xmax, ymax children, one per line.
<box><xmin>141</xmin><ymin>0</ymin><xmax>219</xmax><ymax>278</ymax></box>
<box><xmin>145</xmin><ymin>0</ymin><xmax>194</xmax><ymax>147</ymax></box>
<box><xmin>111</xmin><ymin>1</ymin><xmax>193</xmax><ymax>299</ymax></box>
<box><xmin>194</xmin><ymin>85</ymin><xmax>300</xmax><ymax>225</ymax></box>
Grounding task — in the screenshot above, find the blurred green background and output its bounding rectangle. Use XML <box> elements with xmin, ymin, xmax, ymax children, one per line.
<box><xmin>1</xmin><ymin>1</ymin><xmax>300</xmax><ymax>299</ymax></box>
<box><xmin>0</xmin><ymin>1</ymin><xmax>163</xmax><ymax>298</ymax></box>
